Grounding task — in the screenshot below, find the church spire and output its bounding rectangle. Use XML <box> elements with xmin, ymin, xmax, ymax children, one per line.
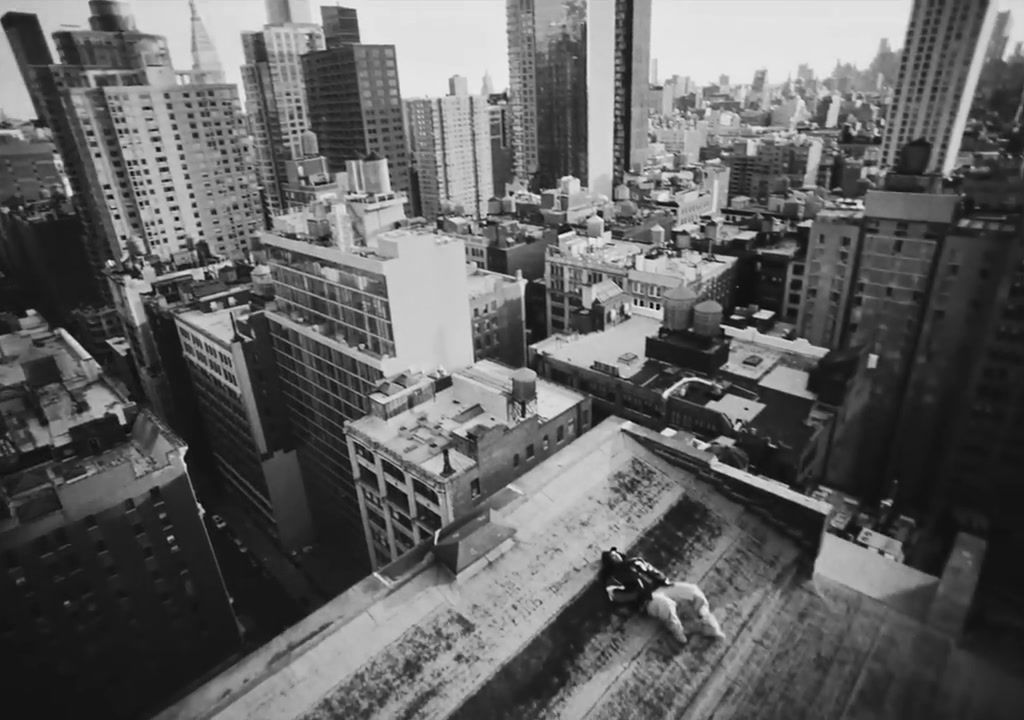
<box><xmin>189</xmin><ymin>0</ymin><xmax>225</xmax><ymax>83</ymax></box>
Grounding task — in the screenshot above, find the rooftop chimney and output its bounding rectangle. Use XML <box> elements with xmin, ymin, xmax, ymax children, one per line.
<box><xmin>441</xmin><ymin>447</ymin><xmax>454</xmax><ymax>477</ymax></box>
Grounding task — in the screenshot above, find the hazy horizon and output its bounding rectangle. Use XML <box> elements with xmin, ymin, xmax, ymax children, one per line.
<box><xmin>1</xmin><ymin>0</ymin><xmax>1023</xmax><ymax>120</ymax></box>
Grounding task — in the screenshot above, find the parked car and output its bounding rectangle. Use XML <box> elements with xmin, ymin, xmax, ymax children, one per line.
<box><xmin>210</xmin><ymin>514</ymin><xmax>228</xmax><ymax>531</ymax></box>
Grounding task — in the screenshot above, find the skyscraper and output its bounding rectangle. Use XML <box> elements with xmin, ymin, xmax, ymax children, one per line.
<box><xmin>189</xmin><ymin>0</ymin><xmax>225</xmax><ymax>83</ymax></box>
<box><xmin>985</xmin><ymin>10</ymin><xmax>1012</xmax><ymax>63</ymax></box>
<box><xmin>241</xmin><ymin>3</ymin><xmax>325</xmax><ymax>217</ymax></box>
<box><xmin>881</xmin><ymin>0</ymin><xmax>997</xmax><ymax>175</ymax></box>
<box><xmin>302</xmin><ymin>42</ymin><xmax>411</xmax><ymax>199</ymax></box>
<box><xmin>587</xmin><ymin>0</ymin><xmax>652</xmax><ymax>198</ymax></box>
<box><xmin>321</xmin><ymin>4</ymin><xmax>361</xmax><ymax>48</ymax></box>
<box><xmin>31</xmin><ymin>2</ymin><xmax>260</xmax><ymax>299</ymax></box>
<box><xmin>265</xmin><ymin>0</ymin><xmax>312</xmax><ymax>25</ymax></box>
<box><xmin>406</xmin><ymin>78</ymin><xmax>493</xmax><ymax>219</ymax></box>
<box><xmin>507</xmin><ymin>0</ymin><xmax>588</xmax><ymax>189</ymax></box>
<box><xmin>1</xmin><ymin>11</ymin><xmax>53</xmax><ymax>122</ymax></box>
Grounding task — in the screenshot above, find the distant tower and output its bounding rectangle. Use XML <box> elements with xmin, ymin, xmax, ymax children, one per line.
<box><xmin>481</xmin><ymin>70</ymin><xmax>494</xmax><ymax>96</ymax></box>
<box><xmin>882</xmin><ymin>0</ymin><xmax>997</xmax><ymax>175</ymax></box>
<box><xmin>189</xmin><ymin>0</ymin><xmax>225</xmax><ymax>83</ymax></box>
<box><xmin>265</xmin><ymin>0</ymin><xmax>311</xmax><ymax>24</ymax></box>
<box><xmin>449</xmin><ymin>74</ymin><xmax>469</xmax><ymax>97</ymax></box>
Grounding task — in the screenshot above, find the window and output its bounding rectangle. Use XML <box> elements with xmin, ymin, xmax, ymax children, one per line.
<box><xmin>557</xmin><ymin>426</ymin><xmax>565</xmax><ymax>442</ymax></box>
<box><xmin>542</xmin><ymin>436</ymin><xmax>549</xmax><ymax>451</ymax></box>
<box><xmin>513</xmin><ymin>453</ymin><xmax>520</xmax><ymax>467</ymax></box>
<box><xmin>470</xmin><ymin>479</ymin><xmax>481</xmax><ymax>499</ymax></box>
<box><xmin>526</xmin><ymin>444</ymin><xmax>535</xmax><ymax>460</ymax></box>
<box><xmin>893</xmin><ymin>239</ymin><xmax>904</xmax><ymax>253</ymax></box>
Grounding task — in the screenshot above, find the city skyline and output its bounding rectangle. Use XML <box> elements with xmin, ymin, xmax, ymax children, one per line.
<box><xmin>2</xmin><ymin>0</ymin><xmax>1023</xmax><ymax>121</ymax></box>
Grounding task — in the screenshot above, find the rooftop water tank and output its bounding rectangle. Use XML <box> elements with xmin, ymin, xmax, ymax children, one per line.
<box><xmin>510</xmin><ymin>368</ymin><xmax>537</xmax><ymax>402</ymax></box>
<box><xmin>586</xmin><ymin>214</ymin><xmax>605</xmax><ymax>237</ymax></box>
<box><xmin>693</xmin><ymin>300</ymin><xmax>723</xmax><ymax>337</ymax></box>
<box><xmin>650</xmin><ymin>224</ymin><xmax>666</xmax><ymax>247</ymax></box>
<box><xmin>663</xmin><ymin>283</ymin><xmax>697</xmax><ymax>331</ymax></box>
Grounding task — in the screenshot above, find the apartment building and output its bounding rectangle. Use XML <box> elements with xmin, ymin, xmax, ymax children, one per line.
<box><xmin>261</xmin><ymin>222</ymin><xmax>473</xmax><ymax>583</ymax></box>
<box><xmin>345</xmin><ymin>361</ymin><xmax>589</xmax><ymax>568</ymax></box>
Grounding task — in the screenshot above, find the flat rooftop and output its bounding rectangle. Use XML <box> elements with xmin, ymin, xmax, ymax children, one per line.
<box><xmin>1</xmin><ymin>411</ymin><xmax>179</xmax><ymax>530</ymax></box>
<box><xmin>465</xmin><ymin>265</ymin><xmax>520</xmax><ymax>299</ymax></box>
<box><xmin>158</xmin><ymin>419</ymin><xmax>1024</xmax><ymax>720</ymax></box>
<box><xmin>350</xmin><ymin>361</ymin><xmax>584</xmax><ymax>479</ymax></box>
<box><xmin>0</xmin><ymin>325</ymin><xmax>131</xmax><ymax>455</ymax></box>
<box><xmin>175</xmin><ymin>303</ymin><xmax>247</xmax><ymax>344</ymax></box>
<box><xmin>531</xmin><ymin>316</ymin><xmax>661</xmax><ymax>382</ymax></box>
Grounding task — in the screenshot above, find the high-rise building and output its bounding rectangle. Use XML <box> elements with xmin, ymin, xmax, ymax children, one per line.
<box><xmin>0</xmin><ymin>313</ymin><xmax>240</xmax><ymax>719</ymax></box>
<box><xmin>487</xmin><ymin>92</ymin><xmax>514</xmax><ymax>197</ymax></box>
<box><xmin>751</xmin><ymin>68</ymin><xmax>769</xmax><ymax>108</ymax></box>
<box><xmin>260</xmin><ymin>196</ymin><xmax>473</xmax><ymax>583</ymax></box>
<box><xmin>302</xmin><ymin>43</ymin><xmax>411</xmax><ymax>200</ymax></box>
<box><xmin>588</xmin><ymin>0</ymin><xmax>652</xmax><ymax>198</ymax></box>
<box><xmin>265</xmin><ymin>0</ymin><xmax>312</xmax><ymax>25</ymax></box>
<box><xmin>1</xmin><ymin>11</ymin><xmax>53</xmax><ymax>122</ymax></box>
<box><xmin>800</xmin><ymin>204</ymin><xmax>865</xmax><ymax>349</ymax></box>
<box><xmin>241</xmin><ymin>11</ymin><xmax>325</xmax><ymax>218</ymax></box>
<box><xmin>176</xmin><ymin>295</ymin><xmax>315</xmax><ymax>551</ymax></box>
<box><xmin>406</xmin><ymin>80</ymin><xmax>493</xmax><ymax>219</ymax></box>
<box><xmin>29</xmin><ymin>2</ymin><xmax>260</xmax><ymax>301</ymax></box>
<box><xmin>481</xmin><ymin>70</ymin><xmax>495</xmax><ymax>96</ymax></box>
<box><xmin>346</xmin><ymin>362</ymin><xmax>589</xmax><ymax>569</ymax></box>
<box><xmin>985</xmin><ymin>10</ymin><xmax>1012</xmax><ymax>63</ymax></box>
<box><xmin>882</xmin><ymin>0</ymin><xmax>997</xmax><ymax>175</ymax></box>
<box><xmin>448</xmin><ymin>74</ymin><xmax>469</xmax><ymax>97</ymax></box>
<box><xmin>507</xmin><ymin>0</ymin><xmax>588</xmax><ymax>189</ymax></box>
<box><xmin>189</xmin><ymin>0</ymin><xmax>225</xmax><ymax>83</ymax></box>
<box><xmin>320</xmin><ymin>4</ymin><xmax>361</xmax><ymax>47</ymax></box>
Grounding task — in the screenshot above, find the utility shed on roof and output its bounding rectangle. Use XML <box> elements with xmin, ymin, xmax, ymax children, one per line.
<box><xmin>158</xmin><ymin>419</ymin><xmax>1024</xmax><ymax>720</ymax></box>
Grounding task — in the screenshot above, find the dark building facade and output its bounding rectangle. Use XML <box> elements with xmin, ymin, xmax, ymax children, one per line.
<box><xmin>507</xmin><ymin>0</ymin><xmax>588</xmax><ymax>189</ymax></box>
<box><xmin>320</xmin><ymin>5</ymin><xmax>361</xmax><ymax>48</ymax></box>
<box><xmin>0</xmin><ymin>321</ymin><xmax>239</xmax><ymax>719</ymax></box>
<box><xmin>0</xmin><ymin>201</ymin><xmax>98</xmax><ymax>327</ymax></box>
<box><xmin>612</xmin><ymin>0</ymin><xmax>652</xmax><ymax>182</ymax></box>
<box><xmin>487</xmin><ymin>92</ymin><xmax>514</xmax><ymax>196</ymax></box>
<box><xmin>302</xmin><ymin>44</ymin><xmax>411</xmax><ymax>197</ymax></box>
<box><xmin>0</xmin><ymin>11</ymin><xmax>53</xmax><ymax>121</ymax></box>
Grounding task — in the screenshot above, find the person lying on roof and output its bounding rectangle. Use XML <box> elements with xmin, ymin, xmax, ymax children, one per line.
<box><xmin>600</xmin><ymin>547</ymin><xmax>670</xmax><ymax>609</ymax></box>
<box><xmin>600</xmin><ymin>547</ymin><xmax>726</xmax><ymax>645</ymax></box>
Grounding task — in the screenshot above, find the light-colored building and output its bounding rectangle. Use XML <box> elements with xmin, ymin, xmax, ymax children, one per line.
<box><xmin>466</xmin><ymin>263</ymin><xmax>527</xmax><ymax>368</ymax></box>
<box><xmin>32</xmin><ymin>2</ymin><xmax>259</xmax><ymax>293</ymax></box>
<box><xmin>241</xmin><ymin>12</ymin><xmax>325</xmax><ymax>216</ymax></box>
<box><xmin>406</xmin><ymin>80</ymin><xmax>493</xmax><ymax>219</ymax></box>
<box><xmin>545</xmin><ymin>229</ymin><xmax>737</xmax><ymax>335</ymax></box>
<box><xmin>881</xmin><ymin>0</ymin><xmax>996</xmax><ymax>175</ymax></box>
<box><xmin>261</xmin><ymin>222</ymin><xmax>474</xmax><ymax>583</ymax></box>
<box><xmin>345</xmin><ymin>361</ymin><xmax>589</xmax><ymax>568</ymax></box>
<box><xmin>587</xmin><ymin>0</ymin><xmax>652</xmax><ymax>198</ymax></box>
<box><xmin>724</xmin><ymin>134</ymin><xmax>823</xmax><ymax>200</ymax></box>
<box><xmin>799</xmin><ymin>203</ymin><xmax>865</xmax><ymax>348</ymax></box>
<box><xmin>176</xmin><ymin>299</ymin><xmax>314</xmax><ymax>551</ymax></box>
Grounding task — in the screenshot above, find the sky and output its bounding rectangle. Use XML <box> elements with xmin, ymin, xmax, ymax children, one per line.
<box><xmin>2</xmin><ymin>0</ymin><xmax>1023</xmax><ymax>120</ymax></box>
